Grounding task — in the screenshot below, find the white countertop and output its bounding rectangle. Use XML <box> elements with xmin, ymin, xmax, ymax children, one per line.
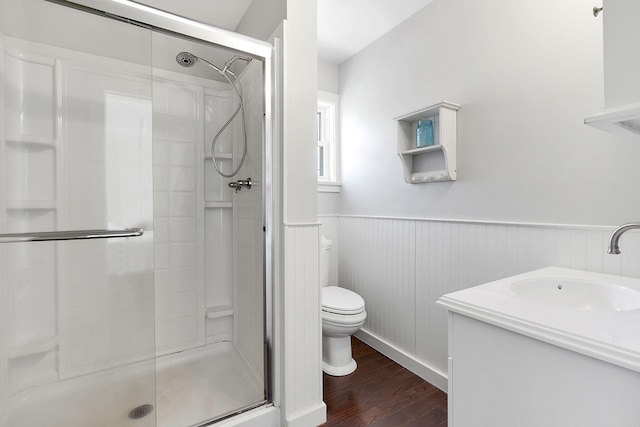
<box><xmin>437</xmin><ymin>267</ymin><xmax>640</xmax><ymax>373</ymax></box>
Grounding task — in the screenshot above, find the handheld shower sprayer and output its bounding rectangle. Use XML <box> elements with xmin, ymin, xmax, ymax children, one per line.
<box><xmin>222</xmin><ymin>56</ymin><xmax>252</xmax><ymax>74</ymax></box>
<box><xmin>175</xmin><ymin>51</ymin><xmax>252</xmax><ymax>178</ymax></box>
<box><xmin>175</xmin><ymin>51</ymin><xmax>197</xmax><ymax>67</ymax></box>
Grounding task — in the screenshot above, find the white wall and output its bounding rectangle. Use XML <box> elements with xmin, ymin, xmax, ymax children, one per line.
<box><xmin>318</xmin><ymin>60</ymin><xmax>338</xmax><ymax>93</ymax></box>
<box><xmin>235</xmin><ymin>0</ymin><xmax>287</xmax><ymax>42</ymax></box>
<box><xmin>338</xmin><ymin>0</ymin><xmax>640</xmax><ymax>225</ymax></box>
<box><xmin>317</xmin><ymin>61</ymin><xmax>341</xmax><ymax>217</ymax></box>
<box><xmin>276</xmin><ymin>1</ymin><xmax>325</xmax><ymax>425</ymax></box>
<box><xmin>327</xmin><ymin>0</ymin><xmax>640</xmax><ymax>392</ymax></box>
<box><xmin>282</xmin><ymin>1</ymin><xmax>318</xmax><ymax>224</ymax></box>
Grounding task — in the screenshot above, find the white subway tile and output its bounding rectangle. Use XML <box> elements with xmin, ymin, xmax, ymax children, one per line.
<box><xmin>169</xmin><ymin>217</ymin><xmax>197</xmax><ymax>243</ymax></box>
<box><xmin>169</xmin><ymin>166</ymin><xmax>196</xmax><ymax>192</ymax></box>
<box><xmin>154</xmin><ymin>191</ymin><xmax>169</xmax><ymax>217</ymax></box>
<box><xmin>169</xmin><ymin>141</ymin><xmax>196</xmax><ymax>167</ymax></box>
<box><xmin>170</xmin><ymin>242</ymin><xmax>197</xmax><ymax>268</ymax></box>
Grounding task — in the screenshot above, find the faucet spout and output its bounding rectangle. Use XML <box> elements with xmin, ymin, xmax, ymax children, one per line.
<box><xmin>607</xmin><ymin>222</ymin><xmax>640</xmax><ymax>254</ymax></box>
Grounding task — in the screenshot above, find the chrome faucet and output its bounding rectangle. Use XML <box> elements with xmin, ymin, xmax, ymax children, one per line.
<box><xmin>228</xmin><ymin>177</ymin><xmax>252</xmax><ymax>193</ymax></box>
<box><xmin>607</xmin><ymin>222</ymin><xmax>640</xmax><ymax>254</ymax></box>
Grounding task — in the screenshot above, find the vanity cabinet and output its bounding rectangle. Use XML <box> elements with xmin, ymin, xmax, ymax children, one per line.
<box><xmin>446</xmin><ymin>313</ymin><xmax>640</xmax><ymax>427</ymax></box>
<box><xmin>585</xmin><ymin>0</ymin><xmax>640</xmax><ymax>136</ymax></box>
<box><xmin>438</xmin><ymin>267</ymin><xmax>640</xmax><ymax>427</ymax></box>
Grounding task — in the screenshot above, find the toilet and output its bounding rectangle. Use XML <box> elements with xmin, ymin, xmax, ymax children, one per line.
<box><xmin>320</xmin><ymin>236</ymin><xmax>367</xmax><ymax>376</ymax></box>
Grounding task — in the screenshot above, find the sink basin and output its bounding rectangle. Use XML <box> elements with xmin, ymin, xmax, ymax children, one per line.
<box><xmin>511</xmin><ymin>278</ymin><xmax>640</xmax><ymax>311</ymax></box>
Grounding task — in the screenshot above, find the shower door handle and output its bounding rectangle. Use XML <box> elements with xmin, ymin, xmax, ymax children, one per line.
<box><xmin>0</xmin><ymin>228</ymin><xmax>144</xmax><ymax>244</ymax></box>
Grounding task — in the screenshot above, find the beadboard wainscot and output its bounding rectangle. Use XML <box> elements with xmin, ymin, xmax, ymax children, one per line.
<box><xmin>316</xmin><ymin>214</ymin><xmax>638</xmax><ymax>392</ymax></box>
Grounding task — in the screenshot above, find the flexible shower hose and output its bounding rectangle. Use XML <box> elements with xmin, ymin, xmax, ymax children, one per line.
<box><xmin>211</xmin><ymin>69</ymin><xmax>248</xmax><ymax>178</ymax></box>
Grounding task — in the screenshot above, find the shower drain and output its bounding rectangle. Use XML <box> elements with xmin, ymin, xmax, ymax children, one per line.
<box><xmin>128</xmin><ymin>404</ymin><xmax>154</xmax><ymax>420</ymax></box>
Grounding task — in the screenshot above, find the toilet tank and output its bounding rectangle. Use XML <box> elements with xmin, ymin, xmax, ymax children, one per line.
<box><xmin>320</xmin><ymin>236</ymin><xmax>332</xmax><ymax>288</ymax></box>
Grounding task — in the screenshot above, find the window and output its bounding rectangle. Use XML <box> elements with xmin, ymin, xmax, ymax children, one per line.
<box><xmin>317</xmin><ymin>91</ymin><xmax>340</xmax><ymax>191</ymax></box>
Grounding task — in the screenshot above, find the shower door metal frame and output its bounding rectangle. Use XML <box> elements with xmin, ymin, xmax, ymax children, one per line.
<box><xmin>42</xmin><ymin>0</ymin><xmax>277</xmax><ymax>421</ymax></box>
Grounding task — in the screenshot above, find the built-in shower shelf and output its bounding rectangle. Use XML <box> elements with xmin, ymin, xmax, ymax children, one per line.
<box><xmin>5</xmin><ymin>134</ymin><xmax>56</xmax><ymax>148</ymax></box>
<box><xmin>206</xmin><ymin>305</ymin><xmax>233</xmax><ymax>319</ymax></box>
<box><xmin>205</xmin><ymin>151</ymin><xmax>233</xmax><ymax>160</ymax></box>
<box><xmin>9</xmin><ymin>336</ymin><xmax>58</xmax><ymax>359</ymax></box>
<box><xmin>205</xmin><ymin>201</ymin><xmax>232</xmax><ymax>209</ymax></box>
<box><xmin>6</xmin><ymin>200</ymin><xmax>57</xmax><ymax>210</ymax></box>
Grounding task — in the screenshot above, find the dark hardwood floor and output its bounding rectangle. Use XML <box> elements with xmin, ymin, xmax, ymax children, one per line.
<box><xmin>321</xmin><ymin>338</ymin><xmax>448</xmax><ymax>427</ymax></box>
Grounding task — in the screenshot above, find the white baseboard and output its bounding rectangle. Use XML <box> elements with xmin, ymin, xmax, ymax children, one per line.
<box><xmin>216</xmin><ymin>405</ymin><xmax>280</xmax><ymax>427</ymax></box>
<box><xmin>286</xmin><ymin>402</ymin><xmax>327</xmax><ymax>427</ymax></box>
<box><xmin>355</xmin><ymin>329</ymin><xmax>448</xmax><ymax>393</ymax></box>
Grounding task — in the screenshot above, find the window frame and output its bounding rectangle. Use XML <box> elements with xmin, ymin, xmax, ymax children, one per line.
<box><xmin>317</xmin><ymin>90</ymin><xmax>340</xmax><ymax>192</ymax></box>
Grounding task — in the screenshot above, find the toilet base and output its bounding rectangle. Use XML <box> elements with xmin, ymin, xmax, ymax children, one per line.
<box><xmin>323</xmin><ymin>358</ymin><xmax>357</xmax><ymax>376</ymax></box>
<box><xmin>322</xmin><ymin>335</ymin><xmax>357</xmax><ymax>376</ymax></box>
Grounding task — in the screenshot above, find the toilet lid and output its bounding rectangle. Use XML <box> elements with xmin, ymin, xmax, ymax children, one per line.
<box><xmin>322</xmin><ymin>286</ymin><xmax>365</xmax><ymax>315</ymax></box>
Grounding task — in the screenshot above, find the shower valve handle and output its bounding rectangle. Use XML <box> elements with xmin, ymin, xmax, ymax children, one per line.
<box><xmin>228</xmin><ymin>177</ymin><xmax>252</xmax><ymax>193</ymax></box>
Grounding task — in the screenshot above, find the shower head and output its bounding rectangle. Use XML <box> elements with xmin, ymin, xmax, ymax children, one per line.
<box><xmin>176</xmin><ymin>52</ymin><xmax>253</xmax><ymax>77</ymax></box>
<box><xmin>176</xmin><ymin>51</ymin><xmax>226</xmax><ymax>75</ymax></box>
<box><xmin>176</xmin><ymin>51</ymin><xmax>197</xmax><ymax>67</ymax></box>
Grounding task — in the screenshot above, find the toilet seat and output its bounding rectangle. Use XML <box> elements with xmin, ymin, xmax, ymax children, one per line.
<box><xmin>322</xmin><ymin>286</ymin><xmax>365</xmax><ymax>315</ymax></box>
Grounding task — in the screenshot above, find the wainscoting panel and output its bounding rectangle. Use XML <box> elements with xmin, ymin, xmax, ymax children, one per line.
<box><xmin>283</xmin><ymin>224</ymin><xmax>325</xmax><ymax>424</ymax></box>
<box><xmin>336</xmin><ymin>215</ymin><xmax>640</xmax><ymax>390</ymax></box>
<box><xmin>339</xmin><ymin>218</ymin><xmax>416</xmax><ymax>355</ymax></box>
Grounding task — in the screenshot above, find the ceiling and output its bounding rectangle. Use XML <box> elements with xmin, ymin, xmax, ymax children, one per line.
<box><xmin>317</xmin><ymin>0</ymin><xmax>434</xmax><ymax>64</ymax></box>
<box><xmin>137</xmin><ymin>0</ymin><xmax>254</xmax><ymax>31</ymax></box>
<box><xmin>138</xmin><ymin>0</ymin><xmax>434</xmax><ymax>65</ymax></box>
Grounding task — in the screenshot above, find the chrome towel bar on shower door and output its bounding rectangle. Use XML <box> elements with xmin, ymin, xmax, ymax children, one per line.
<box><xmin>0</xmin><ymin>228</ymin><xmax>144</xmax><ymax>244</ymax></box>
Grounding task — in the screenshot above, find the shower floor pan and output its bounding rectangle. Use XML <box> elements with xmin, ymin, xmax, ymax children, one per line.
<box><xmin>2</xmin><ymin>342</ymin><xmax>264</xmax><ymax>427</ymax></box>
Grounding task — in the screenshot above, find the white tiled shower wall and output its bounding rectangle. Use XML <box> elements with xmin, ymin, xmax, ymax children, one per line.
<box><xmin>0</xmin><ymin>36</ymin><xmax>246</xmax><ymax>396</ymax></box>
<box><xmin>152</xmin><ymin>78</ymin><xmax>206</xmax><ymax>355</ymax></box>
<box><xmin>320</xmin><ymin>215</ymin><xmax>639</xmax><ymax>390</ymax></box>
<box><xmin>1</xmin><ymin>39</ymin><xmax>157</xmax><ymax>391</ymax></box>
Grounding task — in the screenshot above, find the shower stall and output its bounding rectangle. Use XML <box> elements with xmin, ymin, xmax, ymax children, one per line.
<box><xmin>0</xmin><ymin>0</ymin><xmax>274</xmax><ymax>425</ymax></box>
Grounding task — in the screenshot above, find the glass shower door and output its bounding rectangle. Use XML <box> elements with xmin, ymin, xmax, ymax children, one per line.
<box><xmin>0</xmin><ymin>0</ymin><xmax>155</xmax><ymax>425</ymax></box>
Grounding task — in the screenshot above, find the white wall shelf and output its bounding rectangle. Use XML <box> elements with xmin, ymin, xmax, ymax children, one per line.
<box><xmin>586</xmin><ymin>0</ymin><xmax>640</xmax><ymax>138</ymax></box>
<box><xmin>206</xmin><ymin>305</ymin><xmax>233</xmax><ymax>319</ymax></box>
<box><xmin>395</xmin><ymin>101</ymin><xmax>460</xmax><ymax>183</ymax></box>
<box><xmin>9</xmin><ymin>336</ymin><xmax>58</xmax><ymax>359</ymax></box>
<box><xmin>6</xmin><ymin>200</ymin><xmax>57</xmax><ymax>210</ymax></box>
<box><xmin>585</xmin><ymin>102</ymin><xmax>640</xmax><ymax>138</ymax></box>
<box><xmin>205</xmin><ymin>151</ymin><xmax>233</xmax><ymax>160</ymax></box>
<box><xmin>6</xmin><ymin>135</ymin><xmax>56</xmax><ymax>148</ymax></box>
<box><xmin>2</xmin><ymin>43</ymin><xmax>60</xmax><ymax>394</ymax></box>
<box><xmin>205</xmin><ymin>201</ymin><xmax>232</xmax><ymax>209</ymax></box>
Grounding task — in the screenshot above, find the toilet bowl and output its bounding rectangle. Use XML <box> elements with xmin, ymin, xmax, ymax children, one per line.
<box><xmin>320</xmin><ymin>236</ymin><xmax>367</xmax><ymax>376</ymax></box>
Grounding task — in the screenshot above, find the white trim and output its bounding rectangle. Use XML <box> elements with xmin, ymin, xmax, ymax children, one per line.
<box><xmin>285</xmin><ymin>403</ymin><xmax>327</xmax><ymax>427</ymax></box>
<box><xmin>355</xmin><ymin>329</ymin><xmax>448</xmax><ymax>393</ymax></box>
<box><xmin>215</xmin><ymin>405</ymin><xmax>280</xmax><ymax>427</ymax></box>
<box><xmin>267</xmin><ymin>23</ymin><xmax>283</xmax><ymax>411</ymax></box>
<box><xmin>334</xmin><ymin>214</ymin><xmax>617</xmax><ymax>231</ymax></box>
<box><xmin>283</xmin><ymin>222</ymin><xmax>321</xmax><ymax>227</ymax></box>
<box><xmin>60</xmin><ymin>0</ymin><xmax>272</xmax><ymax>59</ymax></box>
<box><xmin>318</xmin><ymin>183</ymin><xmax>341</xmax><ymax>193</ymax></box>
